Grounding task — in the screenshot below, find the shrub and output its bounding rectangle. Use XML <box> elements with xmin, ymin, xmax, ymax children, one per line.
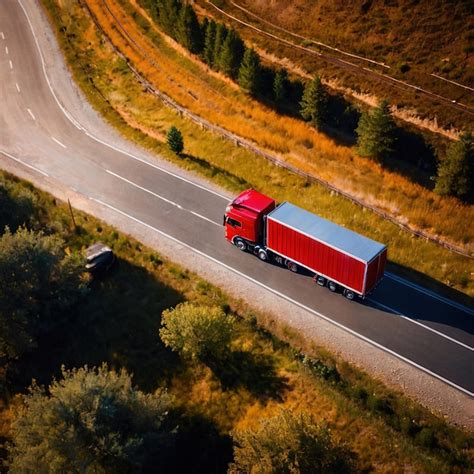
<box><xmin>167</xmin><ymin>126</ymin><xmax>184</xmax><ymax>154</ymax></box>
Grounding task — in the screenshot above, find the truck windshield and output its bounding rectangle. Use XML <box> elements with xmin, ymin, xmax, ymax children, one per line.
<box><xmin>226</xmin><ymin>217</ymin><xmax>241</xmax><ymax>228</ymax></box>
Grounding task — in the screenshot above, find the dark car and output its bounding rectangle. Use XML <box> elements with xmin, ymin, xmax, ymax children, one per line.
<box><xmin>85</xmin><ymin>243</ymin><xmax>115</xmax><ymax>274</ymax></box>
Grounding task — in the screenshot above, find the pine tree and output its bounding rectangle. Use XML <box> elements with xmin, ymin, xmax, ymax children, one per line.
<box><xmin>167</xmin><ymin>126</ymin><xmax>184</xmax><ymax>154</ymax></box>
<box><xmin>299</xmin><ymin>76</ymin><xmax>328</xmax><ymax>130</ymax></box>
<box><xmin>177</xmin><ymin>4</ymin><xmax>203</xmax><ymax>54</ymax></box>
<box><xmin>435</xmin><ymin>132</ymin><xmax>473</xmax><ymax>199</ymax></box>
<box><xmin>202</xmin><ymin>19</ymin><xmax>216</xmax><ymax>66</ymax></box>
<box><xmin>213</xmin><ymin>23</ymin><xmax>228</xmax><ymax>69</ymax></box>
<box><xmin>156</xmin><ymin>0</ymin><xmax>181</xmax><ymax>39</ymax></box>
<box><xmin>273</xmin><ymin>68</ymin><xmax>288</xmax><ymax>104</ymax></box>
<box><xmin>356</xmin><ymin>100</ymin><xmax>397</xmax><ymax>161</ymax></box>
<box><xmin>238</xmin><ymin>48</ymin><xmax>261</xmax><ymax>96</ymax></box>
<box><xmin>217</xmin><ymin>29</ymin><xmax>245</xmax><ymax>78</ymax></box>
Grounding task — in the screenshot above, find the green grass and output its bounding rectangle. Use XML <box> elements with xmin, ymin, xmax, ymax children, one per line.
<box><xmin>1</xmin><ymin>170</ymin><xmax>473</xmax><ymax>472</ymax></box>
<box><xmin>40</xmin><ymin>0</ymin><xmax>474</xmax><ymax>299</ymax></box>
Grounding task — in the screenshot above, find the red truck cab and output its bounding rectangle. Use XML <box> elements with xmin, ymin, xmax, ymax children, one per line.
<box><xmin>224</xmin><ymin>189</ymin><xmax>275</xmax><ymax>249</ymax></box>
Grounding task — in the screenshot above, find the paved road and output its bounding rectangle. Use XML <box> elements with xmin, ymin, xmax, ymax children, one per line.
<box><xmin>0</xmin><ymin>0</ymin><xmax>473</xmax><ymax>395</ymax></box>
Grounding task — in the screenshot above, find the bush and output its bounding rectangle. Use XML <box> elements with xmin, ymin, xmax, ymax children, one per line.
<box><xmin>159</xmin><ymin>303</ymin><xmax>236</xmax><ymax>362</ymax></box>
<box><xmin>229</xmin><ymin>410</ymin><xmax>357</xmax><ymax>473</ymax></box>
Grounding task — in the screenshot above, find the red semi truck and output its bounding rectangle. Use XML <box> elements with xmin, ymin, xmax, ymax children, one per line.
<box><xmin>224</xmin><ymin>189</ymin><xmax>387</xmax><ymax>300</ymax></box>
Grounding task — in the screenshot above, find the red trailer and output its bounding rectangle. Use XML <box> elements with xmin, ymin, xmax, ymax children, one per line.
<box><xmin>224</xmin><ymin>189</ymin><xmax>387</xmax><ymax>299</ymax></box>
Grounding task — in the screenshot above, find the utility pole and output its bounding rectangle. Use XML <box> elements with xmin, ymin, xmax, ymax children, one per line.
<box><xmin>68</xmin><ymin>198</ymin><xmax>77</xmax><ymax>231</ymax></box>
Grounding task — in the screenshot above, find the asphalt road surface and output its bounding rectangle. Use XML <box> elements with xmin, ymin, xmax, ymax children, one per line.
<box><xmin>0</xmin><ymin>0</ymin><xmax>473</xmax><ymax>396</ymax></box>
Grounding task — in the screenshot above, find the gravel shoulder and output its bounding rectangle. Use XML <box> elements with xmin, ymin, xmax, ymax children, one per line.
<box><xmin>3</xmin><ymin>0</ymin><xmax>472</xmax><ymax>430</ymax></box>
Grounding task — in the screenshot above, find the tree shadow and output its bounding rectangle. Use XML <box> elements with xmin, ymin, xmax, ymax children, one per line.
<box><xmin>7</xmin><ymin>257</ymin><xmax>185</xmax><ymax>394</ymax></box>
<box><xmin>180</xmin><ymin>153</ymin><xmax>250</xmax><ymax>189</ymax></box>
<box><xmin>165</xmin><ymin>411</ymin><xmax>233</xmax><ymax>474</ymax></box>
<box><xmin>208</xmin><ymin>350</ymin><xmax>289</xmax><ymax>401</ymax></box>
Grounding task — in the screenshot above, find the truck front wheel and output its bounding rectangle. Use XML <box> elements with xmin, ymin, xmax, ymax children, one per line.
<box><xmin>234</xmin><ymin>238</ymin><xmax>246</xmax><ymax>251</ymax></box>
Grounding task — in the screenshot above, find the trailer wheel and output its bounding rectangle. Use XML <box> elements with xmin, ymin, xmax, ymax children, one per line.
<box><xmin>343</xmin><ymin>289</ymin><xmax>355</xmax><ymax>300</ymax></box>
<box><xmin>327</xmin><ymin>280</ymin><xmax>338</xmax><ymax>292</ymax></box>
<box><xmin>315</xmin><ymin>275</ymin><xmax>326</xmax><ymax>286</ymax></box>
<box><xmin>257</xmin><ymin>249</ymin><xmax>268</xmax><ymax>261</ymax></box>
<box><xmin>287</xmin><ymin>261</ymin><xmax>298</xmax><ymax>273</ymax></box>
<box><xmin>234</xmin><ymin>238</ymin><xmax>246</xmax><ymax>251</ymax></box>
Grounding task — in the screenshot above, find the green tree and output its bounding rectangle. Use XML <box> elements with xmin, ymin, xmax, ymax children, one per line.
<box><xmin>0</xmin><ymin>228</ymin><xmax>85</xmax><ymax>360</ymax></box>
<box><xmin>156</xmin><ymin>0</ymin><xmax>181</xmax><ymax>39</ymax></box>
<box><xmin>238</xmin><ymin>48</ymin><xmax>261</xmax><ymax>96</ymax></box>
<box><xmin>435</xmin><ymin>132</ymin><xmax>473</xmax><ymax>199</ymax></box>
<box><xmin>202</xmin><ymin>19</ymin><xmax>216</xmax><ymax>65</ymax></box>
<box><xmin>213</xmin><ymin>23</ymin><xmax>228</xmax><ymax>69</ymax></box>
<box><xmin>273</xmin><ymin>68</ymin><xmax>288</xmax><ymax>104</ymax></box>
<box><xmin>299</xmin><ymin>76</ymin><xmax>328</xmax><ymax>130</ymax></box>
<box><xmin>356</xmin><ymin>100</ymin><xmax>397</xmax><ymax>161</ymax></box>
<box><xmin>159</xmin><ymin>303</ymin><xmax>235</xmax><ymax>362</ymax></box>
<box><xmin>229</xmin><ymin>410</ymin><xmax>356</xmax><ymax>474</ymax></box>
<box><xmin>177</xmin><ymin>4</ymin><xmax>203</xmax><ymax>54</ymax></box>
<box><xmin>167</xmin><ymin>126</ymin><xmax>184</xmax><ymax>154</ymax></box>
<box><xmin>0</xmin><ymin>177</ymin><xmax>34</xmax><ymax>233</ymax></box>
<box><xmin>7</xmin><ymin>364</ymin><xmax>175</xmax><ymax>473</ymax></box>
<box><xmin>217</xmin><ymin>29</ymin><xmax>245</xmax><ymax>78</ymax></box>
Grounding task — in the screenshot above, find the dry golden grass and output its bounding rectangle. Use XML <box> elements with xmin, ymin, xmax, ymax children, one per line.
<box><xmin>86</xmin><ymin>0</ymin><xmax>473</xmax><ymax>252</ymax></box>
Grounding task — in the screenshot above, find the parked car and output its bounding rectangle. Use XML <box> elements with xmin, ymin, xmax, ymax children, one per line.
<box><xmin>85</xmin><ymin>243</ymin><xmax>115</xmax><ymax>274</ymax></box>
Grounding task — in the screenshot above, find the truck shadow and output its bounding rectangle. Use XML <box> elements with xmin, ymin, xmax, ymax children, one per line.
<box><xmin>207</xmin><ymin>350</ymin><xmax>289</xmax><ymax>401</ymax></box>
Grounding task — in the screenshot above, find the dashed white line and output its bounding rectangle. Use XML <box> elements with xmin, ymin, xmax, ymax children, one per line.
<box><xmin>51</xmin><ymin>137</ymin><xmax>67</xmax><ymax>149</ymax></box>
<box><xmin>5</xmin><ymin>46</ymin><xmax>8</xmax><ymax>55</ymax></box>
<box><xmin>0</xmin><ymin>32</ymin><xmax>4</xmax><ymax>40</ymax></box>
<box><xmin>27</xmin><ymin>108</ymin><xmax>36</xmax><ymax>121</ymax></box>
<box><xmin>105</xmin><ymin>169</ymin><xmax>221</xmax><ymax>227</ymax></box>
<box><xmin>8</xmin><ymin>59</ymin><xmax>13</xmax><ymax>70</ymax></box>
<box><xmin>89</xmin><ymin>195</ymin><xmax>474</xmax><ymax>397</ymax></box>
<box><xmin>15</xmin><ymin>82</ymin><xmax>20</xmax><ymax>92</ymax></box>
<box><xmin>369</xmin><ymin>299</ymin><xmax>473</xmax><ymax>351</ymax></box>
<box><xmin>0</xmin><ymin>150</ymin><xmax>49</xmax><ymax>177</ymax></box>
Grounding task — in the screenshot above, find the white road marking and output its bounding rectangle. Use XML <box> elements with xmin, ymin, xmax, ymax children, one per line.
<box><xmin>9</xmin><ymin>59</ymin><xmax>13</xmax><ymax>69</ymax></box>
<box><xmin>15</xmin><ymin>82</ymin><xmax>20</xmax><ymax>92</ymax></box>
<box><xmin>106</xmin><ymin>169</ymin><xmax>221</xmax><ymax>227</ymax></box>
<box><xmin>17</xmin><ymin>0</ymin><xmax>471</xmax><ymax>332</ymax></box>
<box><xmin>385</xmin><ymin>272</ymin><xmax>474</xmax><ymax>316</ymax></box>
<box><xmin>18</xmin><ymin>0</ymin><xmax>230</xmax><ymax>202</ymax></box>
<box><xmin>27</xmin><ymin>108</ymin><xmax>36</xmax><ymax>120</ymax></box>
<box><xmin>89</xmin><ymin>196</ymin><xmax>474</xmax><ymax>397</ymax></box>
<box><xmin>51</xmin><ymin>137</ymin><xmax>67</xmax><ymax>148</ymax></box>
<box><xmin>0</xmin><ymin>32</ymin><xmax>4</xmax><ymax>40</ymax></box>
<box><xmin>5</xmin><ymin>46</ymin><xmax>8</xmax><ymax>55</ymax></box>
<box><xmin>0</xmin><ymin>150</ymin><xmax>49</xmax><ymax>177</ymax></box>
<box><xmin>369</xmin><ymin>299</ymin><xmax>473</xmax><ymax>351</ymax></box>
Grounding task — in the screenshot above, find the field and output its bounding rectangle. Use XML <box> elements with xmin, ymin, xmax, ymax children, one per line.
<box><xmin>1</xmin><ymin>170</ymin><xmax>473</xmax><ymax>471</ymax></box>
<box><xmin>40</xmin><ymin>0</ymin><xmax>474</xmax><ymax>297</ymax></box>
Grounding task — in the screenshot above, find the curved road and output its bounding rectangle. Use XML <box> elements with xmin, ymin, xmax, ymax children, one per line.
<box><xmin>0</xmin><ymin>0</ymin><xmax>473</xmax><ymax>400</ymax></box>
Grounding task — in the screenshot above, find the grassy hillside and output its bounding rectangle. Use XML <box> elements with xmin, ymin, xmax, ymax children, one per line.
<box><xmin>201</xmin><ymin>0</ymin><xmax>473</xmax><ymax>132</ymax></box>
<box><xmin>1</xmin><ymin>170</ymin><xmax>473</xmax><ymax>471</ymax></box>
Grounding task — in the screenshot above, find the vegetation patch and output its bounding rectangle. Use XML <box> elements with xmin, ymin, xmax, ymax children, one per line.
<box><xmin>1</xmin><ymin>171</ymin><xmax>473</xmax><ymax>471</ymax></box>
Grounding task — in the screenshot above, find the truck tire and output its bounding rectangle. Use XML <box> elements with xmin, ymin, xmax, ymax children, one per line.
<box><xmin>287</xmin><ymin>261</ymin><xmax>298</xmax><ymax>273</ymax></box>
<box><xmin>257</xmin><ymin>249</ymin><xmax>268</xmax><ymax>261</ymax></box>
<box><xmin>343</xmin><ymin>289</ymin><xmax>355</xmax><ymax>300</ymax></box>
<box><xmin>234</xmin><ymin>238</ymin><xmax>246</xmax><ymax>251</ymax></box>
<box><xmin>315</xmin><ymin>275</ymin><xmax>326</xmax><ymax>286</ymax></box>
<box><xmin>327</xmin><ymin>280</ymin><xmax>338</xmax><ymax>292</ymax></box>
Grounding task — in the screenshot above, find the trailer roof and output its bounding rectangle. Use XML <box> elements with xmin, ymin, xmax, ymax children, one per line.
<box><xmin>268</xmin><ymin>202</ymin><xmax>386</xmax><ymax>263</ymax></box>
